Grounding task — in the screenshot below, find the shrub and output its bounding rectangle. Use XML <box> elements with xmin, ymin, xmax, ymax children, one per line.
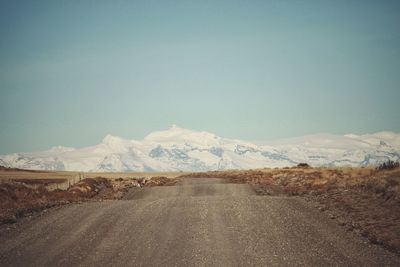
<box><xmin>297</xmin><ymin>163</ymin><xmax>311</xmax><ymax>168</ymax></box>
<box><xmin>376</xmin><ymin>160</ymin><xmax>400</xmax><ymax>171</ymax></box>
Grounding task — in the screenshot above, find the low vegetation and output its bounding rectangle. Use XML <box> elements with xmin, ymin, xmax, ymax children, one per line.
<box><xmin>0</xmin><ymin>174</ymin><xmax>178</xmax><ymax>225</ymax></box>
<box><xmin>377</xmin><ymin>160</ymin><xmax>400</xmax><ymax>171</ymax></box>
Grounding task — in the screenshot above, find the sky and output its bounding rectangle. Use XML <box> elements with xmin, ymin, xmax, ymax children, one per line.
<box><xmin>0</xmin><ymin>0</ymin><xmax>400</xmax><ymax>154</ymax></box>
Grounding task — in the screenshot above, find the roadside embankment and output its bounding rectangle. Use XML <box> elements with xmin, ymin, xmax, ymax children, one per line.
<box><xmin>0</xmin><ymin>176</ymin><xmax>179</xmax><ymax>224</ymax></box>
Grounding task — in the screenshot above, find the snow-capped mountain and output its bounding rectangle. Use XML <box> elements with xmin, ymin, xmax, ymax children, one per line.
<box><xmin>1</xmin><ymin>125</ymin><xmax>399</xmax><ymax>172</ymax></box>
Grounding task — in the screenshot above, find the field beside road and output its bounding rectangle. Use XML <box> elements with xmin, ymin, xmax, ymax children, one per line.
<box><xmin>0</xmin><ymin>166</ymin><xmax>186</xmax><ymax>185</ymax></box>
<box><xmin>0</xmin><ymin>166</ymin><xmax>182</xmax><ymax>224</ymax></box>
<box><xmin>0</xmin><ymin>167</ymin><xmax>79</xmax><ymax>188</ymax></box>
<box><xmin>83</xmin><ymin>171</ymin><xmax>186</xmax><ymax>179</ymax></box>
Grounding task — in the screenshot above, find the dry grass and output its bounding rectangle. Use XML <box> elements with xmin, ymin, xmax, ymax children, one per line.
<box><xmin>0</xmin><ymin>166</ymin><xmax>182</xmax><ymax>225</ymax></box>
<box><xmin>0</xmin><ymin>168</ymin><xmax>184</xmax><ymax>182</ymax></box>
<box><xmin>0</xmin><ymin>177</ymin><xmax>120</xmax><ymax>224</ymax></box>
<box><xmin>0</xmin><ymin>167</ymin><xmax>185</xmax><ymax>191</ymax></box>
<box><xmin>83</xmin><ymin>171</ymin><xmax>186</xmax><ymax>179</ymax></box>
<box><xmin>0</xmin><ymin>169</ymin><xmax>79</xmax><ymax>182</ymax></box>
<box><xmin>184</xmin><ymin>166</ymin><xmax>400</xmax><ymax>254</ymax></box>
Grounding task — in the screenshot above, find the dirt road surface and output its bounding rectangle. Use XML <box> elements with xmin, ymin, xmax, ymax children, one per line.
<box><xmin>1</xmin><ymin>178</ymin><xmax>399</xmax><ymax>266</ymax></box>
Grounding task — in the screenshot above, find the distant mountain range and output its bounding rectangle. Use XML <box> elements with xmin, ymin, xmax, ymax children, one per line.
<box><xmin>1</xmin><ymin>125</ymin><xmax>399</xmax><ymax>172</ymax></box>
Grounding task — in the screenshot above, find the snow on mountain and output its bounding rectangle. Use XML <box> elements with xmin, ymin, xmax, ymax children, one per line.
<box><xmin>48</xmin><ymin>146</ymin><xmax>76</xmax><ymax>153</ymax></box>
<box><xmin>0</xmin><ymin>126</ymin><xmax>399</xmax><ymax>172</ymax></box>
<box><xmin>144</xmin><ymin>124</ymin><xmax>221</xmax><ymax>148</ymax></box>
<box><xmin>345</xmin><ymin>131</ymin><xmax>400</xmax><ymax>148</ymax></box>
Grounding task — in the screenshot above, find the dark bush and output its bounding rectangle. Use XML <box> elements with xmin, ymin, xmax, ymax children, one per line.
<box><xmin>297</xmin><ymin>163</ymin><xmax>311</xmax><ymax>168</ymax></box>
<box><xmin>376</xmin><ymin>160</ymin><xmax>400</xmax><ymax>171</ymax></box>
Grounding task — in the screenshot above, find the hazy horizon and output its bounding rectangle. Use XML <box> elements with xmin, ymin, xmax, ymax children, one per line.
<box><xmin>1</xmin><ymin>0</ymin><xmax>400</xmax><ymax>154</ymax></box>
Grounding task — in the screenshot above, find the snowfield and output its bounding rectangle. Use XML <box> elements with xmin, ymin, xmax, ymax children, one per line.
<box><xmin>1</xmin><ymin>125</ymin><xmax>399</xmax><ymax>172</ymax></box>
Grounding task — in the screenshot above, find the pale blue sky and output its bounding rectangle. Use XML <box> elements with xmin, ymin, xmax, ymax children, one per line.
<box><xmin>1</xmin><ymin>0</ymin><xmax>400</xmax><ymax>154</ymax></box>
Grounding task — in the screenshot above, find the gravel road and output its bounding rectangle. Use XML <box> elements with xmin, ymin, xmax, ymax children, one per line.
<box><xmin>1</xmin><ymin>177</ymin><xmax>399</xmax><ymax>266</ymax></box>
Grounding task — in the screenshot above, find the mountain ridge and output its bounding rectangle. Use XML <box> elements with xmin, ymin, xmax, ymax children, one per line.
<box><xmin>1</xmin><ymin>126</ymin><xmax>399</xmax><ymax>172</ymax></box>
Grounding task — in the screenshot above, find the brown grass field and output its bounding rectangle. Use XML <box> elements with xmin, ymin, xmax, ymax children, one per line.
<box><xmin>83</xmin><ymin>171</ymin><xmax>187</xmax><ymax>179</ymax></box>
<box><xmin>0</xmin><ymin>167</ymin><xmax>186</xmax><ymax>183</ymax></box>
<box><xmin>0</xmin><ymin>166</ymin><xmax>186</xmax><ymax>190</ymax></box>
<box><xmin>0</xmin><ymin>166</ymin><xmax>183</xmax><ymax>225</ymax></box>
